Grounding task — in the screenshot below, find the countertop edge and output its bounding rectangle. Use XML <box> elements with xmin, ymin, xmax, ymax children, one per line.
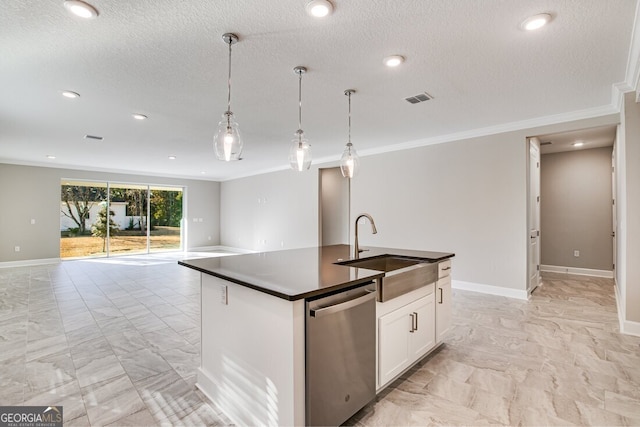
<box><xmin>178</xmin><ymin>260</ymin><xmax>383</xmax><ymax>301</ymax></box>
<box><xmin>179</xmin><ymin>246</ymin><xmax>455</xmax><ymax>301</ymax></box>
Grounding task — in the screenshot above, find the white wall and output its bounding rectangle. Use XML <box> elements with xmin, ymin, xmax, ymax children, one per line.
<box><xmin>0</xmin><ymin>164</ymin><xmax>221</xmax><ymax>263</ymax></box>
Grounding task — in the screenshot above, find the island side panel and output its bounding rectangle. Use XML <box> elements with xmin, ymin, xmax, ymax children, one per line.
<box><xmin>197</xmin><ymin>274</ymin><xmax>305</xmax><ymax>426</ymax></box>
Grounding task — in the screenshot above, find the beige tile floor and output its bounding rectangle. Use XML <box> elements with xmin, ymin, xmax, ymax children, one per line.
<box><xmin>1</xmin><ymin>256</ymin><xmax>639</xmax><ymax>426</ymax></box>
<box><xmin>347</xmin><ymin>273</ymin><xmax>640</xmax><ymax>426</ymax></box>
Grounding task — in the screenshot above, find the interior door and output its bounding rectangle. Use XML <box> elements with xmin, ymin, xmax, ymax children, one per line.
<box><xmin>528</xmin><ymin>138</ymin><xmax>541</xmax><ymax>294</ymax></box>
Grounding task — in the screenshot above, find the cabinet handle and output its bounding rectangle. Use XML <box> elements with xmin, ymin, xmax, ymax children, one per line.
<box><xmin>441</xmin><ymin>266</ymin><xmax>451</xmax><ymax>271</ymax></box>
<box><xmin>409</xmin><ymin>313</ymin><xmax>415</xmax><ymax>333</ymax></box>
<box><xmin>439</xmin><ymin>287</ymin><xmax>443</xmax><ymax>304</ymax></box>
<box><xmin>413</xmin><ymin>311</ymin><xmax>418</xmax><ymax>330</ymax></box>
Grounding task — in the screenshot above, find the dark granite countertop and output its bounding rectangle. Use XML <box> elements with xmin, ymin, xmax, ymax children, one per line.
<box><xmin>178</xmin><ymin>244</ymin><xmax>454</xmax><ymax>301</ymax></box>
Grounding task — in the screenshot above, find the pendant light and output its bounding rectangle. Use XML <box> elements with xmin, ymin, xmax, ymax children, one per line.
<box><xmin>214</xmin><ymin>33</ymin><xmax>243</xmax><ymax>162</ymax></box>
<box><xmin>340</xmin><ymin>89</ymin><xmax>360</xmax><ymax>178</ymax></box>
<box><xmin>289</xmin><ymin>66</ymin><xmax>312</xmax><ymax>171</ymax></box>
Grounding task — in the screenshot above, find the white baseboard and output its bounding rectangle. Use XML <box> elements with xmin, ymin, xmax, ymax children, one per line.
<box><xmin>540</xmin><ymin>265</ymin><xmax>613</xmax><ymax>278</ymax></box>
<box><xmin>621</xmin><ymin>320</ymin><xmax>640</xmax><ymax>337</ymax></box>
<box><xmin>0</xmin><ymin>258</ymin><xmax>60</xmax><ymax>269</ymax></box>
<box><xmin>614</xmin><ymin>282</ymin><xmax>640</xmax><ymax>337</ymax></box>
<box><xmin>615</xmin><ymin>283</ymin><xmax>625</xmax><ymax>333</ymax></box>
<box><xmin>452</xmin><ymin>280</ymin><xmax>528</xmax><ymax>300</ymax></box>
<box><xmin>187</xmin><ymin>245</ymin><xmax>255</xmax><ymax>254</ymax></box>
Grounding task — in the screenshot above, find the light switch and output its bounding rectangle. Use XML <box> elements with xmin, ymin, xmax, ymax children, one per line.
<box><xmin>30</xmin><ymin>219</ymin><xmax>36</xmax><ymax>225</ymax></box>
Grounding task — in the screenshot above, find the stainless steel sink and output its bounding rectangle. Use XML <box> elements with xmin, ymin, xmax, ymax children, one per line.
<box><xmin>339</xmin><ymin>255</ymin><xmax>420</xmax><ymax>272</ymax></box>
<box><xmin>337</xmin><ymin>255</ymin><xmax>438</xmax><ymax>302</ymax></box>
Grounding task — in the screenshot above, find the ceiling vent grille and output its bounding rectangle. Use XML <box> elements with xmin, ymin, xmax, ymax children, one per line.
<box><xmin>405</xmin><ymin>92</ymin><xmax>433</xmax><ymax>104</ymax></box>
<box><xmin>84</xmin><ymin>135</ymin><xmax>103</xmax><ymax>141</ymax></box>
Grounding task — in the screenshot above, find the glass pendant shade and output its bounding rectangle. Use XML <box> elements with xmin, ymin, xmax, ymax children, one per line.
<box><xmin>214</xmin><ymin>111</ymin><xmax>242</xmax><ymax>161</ymax></box>
<box><xmin>340</xmin><ymin>142</ymin><xmax>360</xmax><ymax>178</ymax></box>
<box><xmin>341</xmin><ymin>89</ymin><xmax>359</xmax><ymax>178</ymax></box>
<box><xmin>290</xmin><ymin>66</ymin><xmax>312</xmax><ymax>171</ymax></box>
<box><xmin>215</xmin><ymin>33</ymin><xmax>243</xmax><ymax>162</ymax></box>
<box><xmin>289</xmin><ymin>131</ymin><xmax>312</xmax><ymax>171</ymax></box>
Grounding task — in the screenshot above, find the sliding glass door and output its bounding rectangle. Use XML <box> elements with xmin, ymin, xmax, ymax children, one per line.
<box><xmin>60</xmin><ymin>180</ymin><xmax>108</xmax><ymax>258</ymax></box>
<box><xmin>60</xmin><ymin>180</ymin><xmax>183</xmax><ymax>259</ymax></box>
<box><xmin>149</xmin><ymin>186</ymin><xmax>183</xmax><ymax>252</ymax></box>
<box><xmin>109</xmin><ymin>184</ymin><xmax>149</xmax><ymax>256</ymax></box>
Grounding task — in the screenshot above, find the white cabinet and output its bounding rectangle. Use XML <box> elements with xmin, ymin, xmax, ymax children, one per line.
<box><xmin>378</xmin><ymin>292</ymin><xmax>435</xmax><ymax>387</ymax></box>
<box><xmin>436</xmin><ymin>260</ymin><xmax>452</xmax><ymax>343</ymax></box>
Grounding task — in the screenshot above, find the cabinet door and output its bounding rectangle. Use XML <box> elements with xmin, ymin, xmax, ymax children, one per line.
<box><xmin>408</xmin><ymin>295</ymin><xmax>435</xmax><ymax>359</ymax></box>
<box><xmin>378</xmin><ymin>307</ymin><xmax>411</xmax><ymax>386</ymax></box>
<box><xmin>436</xmin><ymin>276</ymin><xmax>452</xmax><ymax>343</ymax></box>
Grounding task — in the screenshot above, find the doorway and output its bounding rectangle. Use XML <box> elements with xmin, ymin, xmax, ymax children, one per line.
<box><xmin>319</xmin><ymin>167</ymin><xmax>350</xmax><ymax>246</ymax></box>
<box><xmin>528</xmin><ymin>125</ymin><xmax>616</xmax><ymax>281</ymax></box>
<box><xmin>528</xmin><ymin>138</ymin><xmax>541</xmax><ymax>295</ymax></box>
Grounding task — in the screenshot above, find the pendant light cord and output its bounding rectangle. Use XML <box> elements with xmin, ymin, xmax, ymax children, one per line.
<box><xmin>298</xmin><ymin>71</ymin><xmax>303</xmax><ymax>131</ymax></box>
<box><xmin>348</xmin><ymin>91</ymin><xmax>352</xmax><ymax>145</ymax></box>
<box><xmin>226</xmin><ymin>39</ymin><xmax>232</xmax><ymax>113</ymax></box>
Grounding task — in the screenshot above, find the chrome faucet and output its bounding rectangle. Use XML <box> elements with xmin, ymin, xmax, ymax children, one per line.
<box><xmin>354</xmin><ymin>213</ymin><xmax>377</xmax><ymax>258</ymax></box>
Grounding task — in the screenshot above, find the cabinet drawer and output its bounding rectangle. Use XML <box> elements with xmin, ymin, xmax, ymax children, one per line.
<box><xmin>438</xmin><ymin>260</ymin><xmax>452</xmax><ymax>278</ymax></box>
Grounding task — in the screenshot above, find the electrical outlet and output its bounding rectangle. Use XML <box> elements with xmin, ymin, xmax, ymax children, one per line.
<box><xmin>30</xmin><ymin>219</ymin><xmax>36</xmax><ymax>225</ymax></box>
<box><xmin>574</xmin><ymin>250</ymin><xmax>580</xmax><ymax>257</ymax></box>
<box><xmin>220</xmin><ymin>284</ymin><xmax>228</xmax><ymax>305</ymax></box>
<box><xmin>14</xmin><ymin>246</ymin><xmax>20</xmax><ymax>252</ymax></box>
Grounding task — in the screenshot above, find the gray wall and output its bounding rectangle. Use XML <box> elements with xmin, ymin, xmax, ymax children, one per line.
<box><xmin>0</xmin><ymin>164</ymin><xmax>221</xmax><ymax>262</ymax></box>
<box><xmin>350</xmin><ymin>133</ymin><xmax>525</xmax><ymax>291</ymax></box>
<box><xmin>621</xmin><ymin>91</ymin><xmax>640</xmax><ymax>324</ymax></box>
<box><xmin>220</xmin><ymin>167</ymin><xmax>319</xmax><ymax>251</ymax></box>
<box><xmin>540</xmin><ymin>147</ymin><xmax>613</xmax><ymax>271</ymax></box>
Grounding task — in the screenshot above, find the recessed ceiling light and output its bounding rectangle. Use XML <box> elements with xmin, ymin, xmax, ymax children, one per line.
<box><xmin>521</xmin><ymin>13</ymin><xmax>551</xmax><ymax>31</ymax></box>
<box><xmin>132</xmin><ymin>113</ymin><xmax>147</xmax><ymax>120</ymax></box>
<box><xmin>572</xmin><ymin>141</ymin><xmax>584</xmax><ymax>147</ymax></box>
<box><xmin>383</xmin><ymin>55</ymin><xmax>405</xmax><ymax>67</ymax></box>
<box><xmin>62</xmin><ymin>90</ymin><xmax>80</xmax><ymax>99</ymax></box>
<box><xmin>64</xmin><ymin>0</ymin><xmax>99</xmax><ymax>19</ymax></box>
<box><xmin>306</xmin><ymin>0</ymin><xmax>333</xmax><ymax>17</ymax></box>
<box><xmin>201</xmin><ymin>171</ymin><xmax>206</xmax><ymax>174</ymax></box>
<box><xmin>46</xmin><ymin>155</ymin><xmax>56</xmax><ymax>159</ymax></box>
<box><xmin>168</xmin><ymin>155</ymin><xmax>177</xmax><ymax>160</ymax></box>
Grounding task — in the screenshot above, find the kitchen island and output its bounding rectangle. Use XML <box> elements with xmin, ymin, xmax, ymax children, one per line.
<box><xmin>179</xmin><ymin>244</ymin><xmax>454</xmax><ymax>426</ymax></box>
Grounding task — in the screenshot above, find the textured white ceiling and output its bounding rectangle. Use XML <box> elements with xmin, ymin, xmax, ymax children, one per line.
<box><xmin>0</xmin><ymin>0</ymin><xmax>637</xmax><ymax>180</ymax></box>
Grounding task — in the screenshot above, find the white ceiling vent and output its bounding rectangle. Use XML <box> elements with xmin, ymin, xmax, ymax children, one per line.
<box><xmin>405</xmin><ymin>92</ymin><xmax>433</xmax><ymax>104</ymax></box>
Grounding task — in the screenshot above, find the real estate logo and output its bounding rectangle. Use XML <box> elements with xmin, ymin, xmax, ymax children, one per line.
<box><xmin>0</xmin><ymin>406</ymin><xmax>63</xmax><ymax>427</ymax></box>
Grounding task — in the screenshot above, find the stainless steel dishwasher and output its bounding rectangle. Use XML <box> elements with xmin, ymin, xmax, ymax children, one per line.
<box><xmin>305</xmin><ymin>282</ymin><xmax>377</xmax><ymax>426</ymax></box>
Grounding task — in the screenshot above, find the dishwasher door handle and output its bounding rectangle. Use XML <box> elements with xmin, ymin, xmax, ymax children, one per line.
<box><xmin>310</xmin><ymin>291</ymin><xmax>376</xmax><ymax>318</ymax></box>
